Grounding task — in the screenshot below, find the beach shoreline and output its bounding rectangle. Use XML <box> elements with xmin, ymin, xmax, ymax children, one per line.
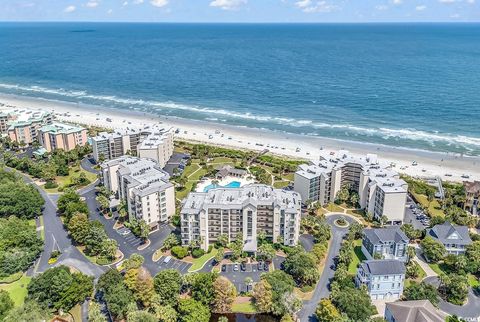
<box><xmin>1</xmin><ymin>93</ymin><xmax>479</xmax><ymax>183</ymax></box>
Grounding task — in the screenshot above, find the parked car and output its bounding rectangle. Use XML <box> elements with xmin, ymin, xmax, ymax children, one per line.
<box><xmin>257</xmin><ymin>261</ymin><xmax>264</xmax><ymax>271</ymax></box>
<box><xmin>221</xmin><ymin>265</ymin><xmax>226</xmax><ymax>272</ymax></box>
<box><xmin>240</xmin><ymin>262</ymin><xmax>246</xmax><ymax>271</ymax></box>
<box><xmin>264</xmin><ymin>262</ymin><xmax>269</xmax><ymax>271</ymax></box>
<box><xmin>233</xmin><ymin>264</ymin><xmax>239</xmax><ymax>272</ymax></box>
<box><xmin>163</xmin><ymin>256</ymin><xmax>172</xmax><ymax>263</ymax></box>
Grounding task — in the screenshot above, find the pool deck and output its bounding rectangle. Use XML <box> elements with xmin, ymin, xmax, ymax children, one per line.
<box><xmin>196</xmin><ymin>176</ymin><xmax>254</xmax><ymax>192</ymax></box>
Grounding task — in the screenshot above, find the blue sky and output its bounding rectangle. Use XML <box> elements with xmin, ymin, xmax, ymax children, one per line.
<box><xmin>1</xmin><ymin>0</ymin><xmax>478</xmax><ymax>22</ymax></box>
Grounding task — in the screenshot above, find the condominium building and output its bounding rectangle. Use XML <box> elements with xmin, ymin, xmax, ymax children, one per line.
<box><xmin>0</xmin><ymin>112</ymin><xmax>8</xmax><ymax>134</ymax></box>
<box><xmin>91</xmin><ymin>128</ymin><xmax>141</xmax><ymax>162</ymax></box>
<box><xmin>101</xmin><ymin>156</ymin><xmax>175</xmax><ymax>230</ymax></box>
<box><xmin>294</xmin><ymin>151</ymin><xmax>408</xmax><ymax>224</ymax></box>
<box><xmin>180</xmin><ymin>184</ymin><xmax>302</xmax><ymax>251</ymax></box>
<box><xmin>38</xmin><ymin>122</ymin><xmax>87</xmax><ymax>152</ymax></box>
<box><xmin>6</xmin><ymin>110</ymin><xmax>53</xmax><ymax>144</ymax></box>
<box><xmin>91</xmin><ymin>125</ymin><xmax>174</xmax><ymax>167</ymax></box>
<box><xmin>355</xmin><ymin>259</ymin><xmax>406</xmax><ymax>300</ymax></box>
<box><xmin>137</xmin><ymin>126</ymin><xmax>174</xmax><ymax>168</ymax></box>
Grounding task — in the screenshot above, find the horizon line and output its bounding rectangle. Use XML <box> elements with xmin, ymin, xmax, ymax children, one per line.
<box><xmin>1</xmin><ymin>20</ymin><xmax>480</xmax><ymax>24</ymax></box>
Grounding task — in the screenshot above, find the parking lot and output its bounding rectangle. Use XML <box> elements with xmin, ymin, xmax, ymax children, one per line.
<box><xmin>116</xmin><ymin>227</ymin><xmax>144</xmax><ymax>248</ymax></box>
<box><xmin>404</xmin><ymin>196</ymin><xmax>430</xmax><ymax>230</ymax></box>
<box><xmin>156</xmin><ymin>256</ymin><xmax>191</xmax><ymax>274</ymax></box>
<box><xmin>220</xmin><ymin>262</ymin><xmax>268</xmax><ymax>292</ymax></box>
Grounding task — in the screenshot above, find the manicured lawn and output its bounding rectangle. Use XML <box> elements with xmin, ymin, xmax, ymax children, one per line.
<box><xmin>326</xmin><ymin>203</ymin><xmax>345</xmax><ymax>213</ymax></box>
<box><xmin>188</xmin><ymin>248</ymin><xmax>219</xmax><ymax>272</ymax></box>
<box><xmin>348</xmin><ymin>239</ymin><xmax>366</xmax><ymax>274</ymax></box>
<box><xmin>273</xmin><ymin>180</ymin><xmax>290</xmax><ymax>189</ymax></box>
<box><xmin>189</xmin><ymin>168</ymin><xmax>208</xmax><ymax>181</ymax></box>
<box><xmin>468</xmin><ymin>274</ymin><xmax>480</xmax><ymax>288</ymax></box>
<box><xmin>429</xmin><ymin>262</ymin><xmax>479</xmax><ymax>288</ymax></box>
<box><xmin>232</xmin><ymin>300</ymin><xmax>257</xmax><ymax>313</ymax></box>
<box><xmin>181</xmin><ymin>164</ymin><xmax>200</xmax><ymax>179</ymax></box>
<box><xmin>45</xmin><ymin>165</ymin><xmax>97</xmax><ymax>193</ymax></box>
<box><xmin>0</xmin><ymin>274</ymin><xmax>31</xmax><ymax>306</ymax></box>
<box><xmin>412</xmin><ymin>192</ymin><xmax>444</xmax><ymax>218</ymax></box>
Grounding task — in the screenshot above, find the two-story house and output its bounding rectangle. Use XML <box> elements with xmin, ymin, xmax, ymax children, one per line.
<box><xmin>355</xmin><ymin>259</ymin><xmax>406</xmax><ymax>300</ymax></box>
<box><xmin>426</xmin><ymin>222</ymin><xmax>472</xmax><ymax>255</ymax></box>
<box><xmin>362</xmin><ymin>227</ymin><xmax>409</xmax><ymax>262</ymax></box>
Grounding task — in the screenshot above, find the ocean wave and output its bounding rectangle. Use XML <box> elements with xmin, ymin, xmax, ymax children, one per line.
<box><xmin>1</xmin><ymin>82</ymin><xmax>480</xmax><ymax>152</ymax></box>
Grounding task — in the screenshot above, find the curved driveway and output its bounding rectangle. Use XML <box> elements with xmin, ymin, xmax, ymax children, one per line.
<box><xmin>298</xmin><ymin>213</ymin><xmax>357</xmax><ymax>322</ymax></box>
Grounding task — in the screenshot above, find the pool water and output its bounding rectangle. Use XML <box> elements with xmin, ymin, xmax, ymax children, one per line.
<box><xmin>203</xmin><ymin>181</ymin><xmax>241</xmax><ymax>192</ymax></box>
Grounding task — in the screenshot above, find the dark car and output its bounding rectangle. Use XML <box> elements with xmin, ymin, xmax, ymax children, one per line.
<box><xmin>264</xmin><ymin>262</ymin><xmax>269</xmax><ymax>271</ymax></box>
<box><xmin>240</xmin><ymin>262</ymin><xmax>246</xmax><ymax>271</ymax></box>
<box><xmin>257</xmin><ymin>261</ymin><xmax>263</xmax><ymax>271</ymax></box>
<box><xmin>221</xmin><ymin>265</ymin><xmax>226</xmax><ymax>272</ymax></box>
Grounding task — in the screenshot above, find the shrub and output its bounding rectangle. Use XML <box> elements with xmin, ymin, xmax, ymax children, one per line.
<box><xmin>171</xmin><ymin>246</ymin><xmax>188</xmax><ymax>259</ymax></box>
<box><xmin>208</xmin><ymin>245</ymin><xmax>213</xmax><ymax>253</ymax></box>
<box><xmin>192</xmin><ymin>248</ymin><xmax>206</xmax><ymax>258</ymax></box>
<box><xmin>44</xmin><ymin>181</ymin><xmax>58</xmax><ymax>189</ymax></box>
<box><xmin>96</xmin><ymin>257</ymin><xmax>112</xmax><ymax>265</ymax></box>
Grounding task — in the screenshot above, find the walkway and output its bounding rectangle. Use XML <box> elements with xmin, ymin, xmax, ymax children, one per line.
<box><xmin>413</xmin><ymin>246</ymin><xmax>438</xmax><ymax>278</ymax></box>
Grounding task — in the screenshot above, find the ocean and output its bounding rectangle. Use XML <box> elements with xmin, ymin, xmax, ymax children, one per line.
<box><xmin>0</xmin><ymin>22</ymin><xmax>479</xmax><ymax>155</ymax></box>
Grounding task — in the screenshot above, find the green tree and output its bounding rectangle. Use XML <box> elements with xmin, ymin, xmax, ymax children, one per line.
<box><xmin>122</xmin><ymin>254</ymin><xmax>144</xmax><ymax>270</ymax></box>
<box><xmin>67</xmin><ymin>213</ymin><xmax>90</xmax><ymax>244</ymax></box>
<box><xmin>153</xmin><ymin>269</ymin><xmax>183</xmax><ymax>306</ymax></box>
<box><xmin>178</xmin><ymin>298</ymin><xmax>211</xmax><ymax>322</ymax></box>
<box><xmin>420</xmin><ymin>236</ymin><xmax>446</xmax><ymax>262</ymax></box>
<box><xmin>57</xmin><ymin>272</ymin><xmax>94</xmax><ymax>311</ymax></box>
<box><xmin>88</xmin><ymin>302</ymin><xmax>107</xmax><ymax>322</ymax></box>
<box><xmin>96</xmin><ymin>195</ymin><xmax>110</xmax><ymax>214</ymax></box>
<box><xmin>127</xmin><ymin>310</ymin><xmax>157</xmax><ymax>322</ymax></box>
<box><xmin>214</xmin><ymin>247</ymin><xmax>225</xmax><ymax>264</ymax></box>
<box><xmin>257</xmin><ymin>243</ymin><xmax>276</xmax><ymax>262</ymax></box>
<box><xmin>253</xmin><ymin>279</ymin><xmax>273</xmax><ymax>313</ymax></box>
<box><xmin>103</xmin><ymin>283</ymin><xmax>134</xmax><ymax>320</ymax></box>
<box><xmin>262</xmin><ymin>271</ymin><xmax>296</xmax><ymax>316</ymax></box>
<box><xmin>402</xmin><ymin>281</ymin><xmax>439</xmax><ymax>306</ymax></box>
<box><xmin>331</xmin><ymin>286</ymin><xmax>376</xmax><ymax>321</ymax></box>
<box><xmin>57</xmin><ymin>188</ymin><xmax>81</xmax><ymax>214</ymax></box>
<box><xmin>315</xmin><ymin>299</ymin><xmax>342</xmax><ymax>322</ymax></box>
<box><xmin>0</xmin><ymin>216</ymin><xmax>43</xmax><ymax>275</ymax></box>
<box><xmin>441</xmin><ymin>273</ymin><xmax>469</xmax><ymax>305</ymax></box>
<box><xmin>401</xmin><ymin>224</ymin><xmax>423</xmax><ymax>240</ymax></box>
<box><xmin>27</xmin><ymin>266</ymin><xmax>73</xmax><ymax>310</ymax></box>
<box><xmin>466</xmin><ymin>241</ymin><xmax>480</xmax><ymax>273</ymax></box>
<box><xmin>0</xmin><ymin>290</ymin><xmax>14</xmax><ymax>321</ymax></box>
<box><xmin>151</xmin><ymin>302</ymin><xmax>177</xmax><ymax>322</ymax></box>
<box><xmin>283</xmin><ymin>251</ymin><xmax>320</xmax><ymax>286</ymax></box>
<box><xmin>3</xmin><ymin>300</ymin><xmax>49</xmax><ymax>322</ymax></box>
<box><xmin>213</xmin><ymin>276</ymin><xmax>237</xmax><ymax>313</ymax></box>
<box><xmin>189</xmin><ymin>272</ymin><xmax>218</xmax><ymax>306</ymax></box>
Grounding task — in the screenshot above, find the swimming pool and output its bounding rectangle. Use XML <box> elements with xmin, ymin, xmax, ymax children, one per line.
<box><xmin>203</xmin><ymin>181</ymin><xmax>241</xmax><ymax>192</ymax></box>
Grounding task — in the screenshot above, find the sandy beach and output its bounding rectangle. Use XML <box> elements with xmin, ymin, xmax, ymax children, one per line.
<box><xmin>1</xmin><ymin>93</ymin><xmax>479</xmax><ymax>183</ymax></box>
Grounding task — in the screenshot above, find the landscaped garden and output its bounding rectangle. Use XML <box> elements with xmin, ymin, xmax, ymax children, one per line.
<box><xmin>173</xmin><ymin>141</ymin><xmax>302</xmax><ymax>202</ymax></box>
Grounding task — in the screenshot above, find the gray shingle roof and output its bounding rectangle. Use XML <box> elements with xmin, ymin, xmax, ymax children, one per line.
<box><xmin>364</xmin><ymin>227</ymin><xmax>409</xmax><ymax>245</ymax></box>
<box><xmin>426</xmin><ymin>221</ymin><xmax>472</xmax><ymax>246</ymax></box>
<box><xmin>385</xmin><ymin>300</ymin><xmax>447</xmax><ymax>322</ymax></box>
<box><xmin>360</xmin><ymin>259</ymin><xmax>405</xmax><ymax>275</ymax></box>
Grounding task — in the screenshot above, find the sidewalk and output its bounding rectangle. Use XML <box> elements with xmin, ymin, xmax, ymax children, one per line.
<box><xmin>413</xmin><ymin>246</ymin><xmax>438</xmax><ymax>278</ymax></box>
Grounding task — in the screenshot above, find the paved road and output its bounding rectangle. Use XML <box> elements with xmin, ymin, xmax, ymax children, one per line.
<box><xmin>297</xmin><ymin>214</ymin><xmax>357</xmax><ymax>322</ymax></box>
<box><xmin>424</xmin><ymin>276</ymin><xmax>480</xmax><ymax>320</ymax></box>
<box><xmin>5</xmin><ymin>168</ymin><xmax>106</xmax><ymax>278</ymax></box>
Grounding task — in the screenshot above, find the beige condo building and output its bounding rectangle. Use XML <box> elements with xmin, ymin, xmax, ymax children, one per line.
<box><xmin>6</xmin><ymin>110</ymin><xmax>53</xmax><ymax>144</ymax></box>
<box><xmin>101</xmin><ymin>156</ymin><xmax>175</xmax><ymax>230</ymax></box>
<box><xmin>180</xmin><ymin>184</ymin><xmax>302</xmax><ymax>251</ymax></box>
<box><xmin>38</xmin><ymin>122</ymin><xmax>88</xmax><ymax>152</ymax></box>
<box><xmin>294</xmin><ymin>151</ymin><xmax>407</xmax><ymax>224</ymax></box>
